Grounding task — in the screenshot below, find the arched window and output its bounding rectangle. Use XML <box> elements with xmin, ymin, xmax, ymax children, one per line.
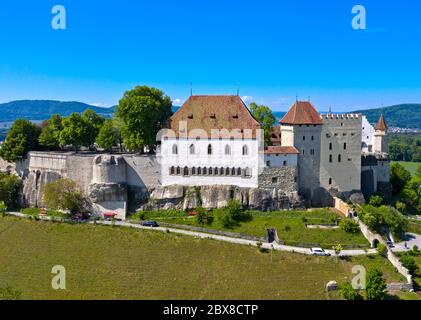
<box><xmin>245</xmin><ymin>168</ymin><xmax>251</xmax><ymax>177</ymax></box>
<box><xmin>176</xmin><ymin>166</ymin><xmax>181</xmax><ymax>175</ymax></box>
<box><xmin>242</xmin><ymin>145</ymin><xmax>249</xmax><ymax>156</ymax></box>
<box><xmin>203</xmin><ymin>167</ymin><xmax>207</xmax><ymax>175</ymax></box>
<box><xmin>208</xmin><ymin>144</ymin><xmax>213</xmax><ymax>155</ymax></box>
<box><xmin>197</xmin><ymin>167</ymin><xmax>202</xmax><ymax>175</ymax></box>
<box><xmin>214</xmin><ymin>167</ymin><xmax>219</xmax><ymax>175</ymax></box>
<box><xmin>208</xmin><ymin>167</ymin><xmax>213</xmax><ymax>175</ymax></box>
<box><xmin>338</xmin><ymin>154</ymin><xmax>342</xmax><ymax>163</ymax></box>
<box><xmin>189</xmin><ymin>144</ymin><xmax>195</xmax><ymax>155</ymax></box>
<box><xmin>225</xmin><ymin>168</ymin><xmax>230</xmax><ymax>175</ymax></box>
<box><xmin>225</xmin><ymin>145</ymin><xmax>231</xmax><ymax>155</ymax></box>
<box><xmin>192</xmin><ymin>167</ymin><xmax>196</xmax><ymax>175</ymax></box>
<box><xmin>283</xmin><ymin>161</ymin><xmax>287</xmax><ymax>166</ymax></box>
<box><xmin>172</xmin><ymin>144</ymin><xmax>178</xmax><ymax>155</ymax></box>
<box><xmin>237</xmin><ymin>168</ymin><xmax>242</xmax><ymax>176</ymax></box>
<box><xmin>220</xmin><ymin>167</ymin><xmax>224</xmax><ymax>176</ymax></box>
<box><xmin>231</xmin><ymin>167</ymin><xmax>236</xmax><ymax>176</ymax></box>
<box><xmin>183</xmin><ymin>166</ymin><xmax>189</xmax><ymax>176</ymax></box>
<box><xmin>170</xmin><ymin>166</ymin><xmax>175</xmax><ymax>175</ymax></box>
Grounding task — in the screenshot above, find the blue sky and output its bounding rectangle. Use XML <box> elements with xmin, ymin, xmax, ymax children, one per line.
<box><xmin>1</xmin><ymin>0</ymin><xmax>421</xmax><ymax>111</ymax></box>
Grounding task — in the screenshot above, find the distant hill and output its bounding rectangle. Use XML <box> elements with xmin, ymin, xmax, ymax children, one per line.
<box><xmin>353</xmin><ymin>104</ymin><xmax>421</xmax><ymax>129</ymax></box>
<box><xmin>0</xmin><ymin>100</ymin><xmax>116</xmax><ymax>122</ymax></box>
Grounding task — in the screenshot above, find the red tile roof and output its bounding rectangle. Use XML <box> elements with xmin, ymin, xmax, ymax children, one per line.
<box><xmin>279</xmin><ymin>101</ymin><xmax>323</xmax><ymax>125</ymax></box>
<box><xmin>375</xmin><ymin>114</ymin><xmax>388</xmax><ymax>131</ymax></box>
<box><xmin>169</xmin><ymin>95</ymin><xmax>261</xmax><ymax>138</ymax></box>
<box><xmin>262</xmin><ymin>146</ymin><xmax>299</xmax><ymax>155</ymax></box>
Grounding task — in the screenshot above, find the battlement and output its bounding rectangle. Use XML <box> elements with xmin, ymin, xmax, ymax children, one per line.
<box><xmin>322</xmin><ymin>114</ymin><xmax>361</xmax><ymax>120</ymax></box>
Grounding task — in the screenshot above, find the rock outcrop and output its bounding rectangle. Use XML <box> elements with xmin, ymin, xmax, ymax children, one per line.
<box><xmin>147</xmin><ymin>185</ymin><xmax>304</xmax><ymax>211</ymax></box>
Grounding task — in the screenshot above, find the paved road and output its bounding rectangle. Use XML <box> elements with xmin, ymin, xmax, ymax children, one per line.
<box><xmin>393</xmin><ymin>233</ymin><xmax>421</xmax><ymax>253</ymax></box>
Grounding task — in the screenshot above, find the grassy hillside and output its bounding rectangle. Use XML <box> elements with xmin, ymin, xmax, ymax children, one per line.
<box><xmin>354</xmin><ymin>104</ymin><xmax>421</xmax><ymax>129</ymax></box>
<box><xmin>392</xmin><ymin>161</ymin><xmax>421</xmax><ymax>176</ymax></box>
<box><xmin>0</xmin><ymin>217</ymin><xmax>405</xmax><ymax>300</ymax></box>
<box><xmin>0</xmin><ymin>100</ymin><xmax>115</xmax><ymax>122</ymax></box>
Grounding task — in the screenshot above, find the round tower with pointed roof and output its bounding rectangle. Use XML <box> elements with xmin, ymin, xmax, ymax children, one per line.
<box><xmin>374</xmin><ymin>114</ymin><xmax>388</xmax><ymax>154</ymax></box>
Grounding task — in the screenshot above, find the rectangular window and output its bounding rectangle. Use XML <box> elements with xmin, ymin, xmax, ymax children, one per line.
<box><xmin>272</xmin><ymin>177</ymin><xmax>278</xmax><ymax>184</ymax></box>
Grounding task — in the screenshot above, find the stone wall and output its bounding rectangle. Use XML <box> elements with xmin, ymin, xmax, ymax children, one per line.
<box><xmin>258</xmin><ymin>167</ymin><xmax>297</xmax><ymax>192</ymax></box>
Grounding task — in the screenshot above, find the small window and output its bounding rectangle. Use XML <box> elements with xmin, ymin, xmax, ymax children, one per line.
<box><xmin>189</xmin><ymin>144</ymin><xmax>195</xmax><ymax>155</ymax></box>
<box><xmin>311</xmin><ymin>136</ymin><xmax>314</xmax><ymax>141</ymax></box>
<box><xmin>172</xmin><ymin>144</ymin><xmax>178</xmax><ymax>155</ymax></box>
<box><xmin>188</xmin><ymin>113</ymin><xmax>194</xmax><ymax>119</ymax></box>
<box><xmin>302</xmin><ymin>149</ymin><xmax>305</xmax><ymax>155</ymax></box>
<box><xmin>192</xmin><ymin>167</ymin><xmax>196</xmax><ymax>175</ymax></box>
<box><xmin>272</xmin><ymin>177</ymin><xmax>278</xmax><ymax>184</ymax></box>
<box><xmin>210</xmin><ymin>113</ymin><xmax>216</xmax><ymax>119</ymax></box>
<box><xmin>170</xmin><ymin>167</ymin><xmax>175</xmax><ymax>175</ymax></box>
<box><xmin>203</xmin><ymin>167</ymin><xmax>207</xmax><ymax>175</ymax></box>
<box><xmin>225</xmin><ymin>168</ymin><xmax>230</xmax><ymax>175</ymax></box>
<box><xmin>266</xmin><ymin>161</ymin><xmax>271</xmax><ymax>167</ymax></box>
<box><xmin>244</xmin><ymin>168</ymin><xmax>251</xmax><ymax>177</ymax></box>
<box><xmin>329</xmin><ymin>155</ymin><xmax>333</xmax><ymax>163</ymax></box>
<box><xmin>197</xmin><ymin>167</ymin><xmax>202</xmax><ymax>175</ymax></box>
<box><xmin>283</xmin><ymin>161</ymin><xmax>287</xmax><ymax>166</ymax></box>
<box><xmin>176</xmin><ymin>167</ymin><xmax>181</xmax><ymax>175</ymax></box>
<box><xmin>344</xmin><ymin>143</ymin><xmax>347</xmax><ymax>150</ymax></box>
<box><xmin>220</xmin><ymin>167</ymin><xmax>224</xmax><ymax>176</ymax></box>
<box><xmin>242</xmin><ymin>145</ymin><xmax>249</xmax><ymax>156</ymax></box>
<box><xmin>214</xmin><ymin>167</ymin><xmax>219</xmax><ymax>175</ymax></box>
<box><xmin>338</xmin><ymin>154</ymin><xmax>342</xmax><ymax>162</ymax></box>
<box><xmin>183</xmin><ymin>167</ymin><xmax>189</xmax><ymax>176</ymax></box>
<box><xmin>209</xmin><ymin>167</ymin><xmax>213</xmax><ymax>175</ymax></box>
<box><xmin>329</xmin><ymin>143</ymin><xmax>332</xmax><ymax>150</ymax></box>
<box><xmin>237</xmin><ymin>168</ymin><xmax>242</xmax><ymax>176</ymax></box>
<box><xmin>207</xmin><ymin>144</ymin><xmax>213</xmax><ymax>155</ymax></box>
<box><xmin>231</xmin><ymin>167</ymin><xmax>236</xmax><ymax>175</ymax></box>
<box><xmin>225</xmin><ymin>145</ymin><xmax>231</xmax><ymax>155</ymax></box>
<box><xmin>329</xmin><ymin>178</ymin><xmax>333</xmax><ymax>185</ymax></box>
<box><xmin>303</xmin><ymin>136</ymin><xmax>306</xmax><ymax>141</ymax></box>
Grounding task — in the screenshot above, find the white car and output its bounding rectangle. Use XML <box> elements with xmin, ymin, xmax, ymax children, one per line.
<box><xmin>310</xmin><ymin>248</ymin><xmax>331</xmax><ymax>256</ymax></box>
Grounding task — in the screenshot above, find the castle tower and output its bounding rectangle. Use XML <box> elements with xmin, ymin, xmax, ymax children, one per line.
<box><xmin>374</xmin><ymin>114</ymin><xmax>388</xmax><ymax>154</ymax></box>
<box><xmin>280</xmin><ymin>101</ymin><xmax>323</xmax><ymax>206</ymax></box>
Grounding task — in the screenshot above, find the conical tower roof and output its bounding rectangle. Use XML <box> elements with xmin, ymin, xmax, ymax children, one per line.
<box><xmin>375</xmin><ymin>114</ymin><xmax>388</xmax><ymax>131</ymax></box>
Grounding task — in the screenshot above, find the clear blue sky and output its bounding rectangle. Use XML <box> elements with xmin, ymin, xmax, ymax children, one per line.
<box><xmin>1</xmin><ymin>0</ymin><xmax>421</xmax><ymax>111</ymax></box>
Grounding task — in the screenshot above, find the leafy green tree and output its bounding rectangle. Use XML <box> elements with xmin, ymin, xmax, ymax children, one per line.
<box><xmin>250</xmin><ymin>102</ymin><xmax>276</xmax><ymax>147</ymax></box>
<box><xmin>195</xmin><ymin>207</ymin><xmax>212</xmax><ymax>226</ymax></box>
<box><xmin>116</xmin><ymin>86</ymin><xmax>172</xmax><ymax>153</ymax></box>
<box><xmin>59</xmin><ymin>113</ymin><xmax>87</xmax><ymax>150</ymax></box>
<box><xmin>215</xmin><ymin>208</ymin><xmax>236</xmax><ymax>228</ymax></box>
<box><xmin>81</xmin><ymin>109</ymin><xmax>105</xmax><ymax>148</ymax></box>
<box><xmin>38</xmin><ymin>114</ymin><xmax>63</xmax><ymax>150</ymax></box>
<box><xmin>390</xmin><ymin>163</ymin><xmax>411</xmax><ymax>195</ymax></box>
<box><xmin>365</xmin><ymin>268</ymin><xmax>386</xmax><ymax>300</ymax></box>
<box><xmin>368</xmin><ymin>195</ymin><xmax>383</xmax><ymax>207</ymax></box>
<box><xmin>0</xmin><ymin>119</ymin><xmax>40</xmax><ymax>162</ymax></box>
<box><xmin>0</xmin><ymin>201</ymin><xmax>6</xmax><ymax>216</ymax></box>
<box><xmin>96</xmin><ymin>119</ymin><xmax>121</xmax><ymax>151</ymax></box>
<box><xmin>43</xmin><ymin>178</ymin><xmax>88</xmax><ymax>214</ymax></box>
<box><xmin>401</xmin><ymin>177</ymin><xmax>421</xmax><ymax>214</ymax></box>
<box><xmin>0</xmin><ymin>172</ymin><xmax>22</xmax><ymax>209</ymax></box>
<box><xmin>339</xmin><ymin>219</ymin><xmax>360</xmax><ymax>233</ymax></box>
<box><xmin>340</xmin><ymin>282</ymin><xmax>360</xmax><ymax>300</ymax></box>
<box><xmin>400</xmin><ymin>254</ymin><xmax>418</xmax><ymax>274</ymax></box>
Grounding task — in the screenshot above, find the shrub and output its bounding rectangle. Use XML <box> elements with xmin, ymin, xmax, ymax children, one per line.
<box><xmin>340</xmin><ymin>282</ymin><xmax>360</xmax><ymax>300</ymax></box>
<box><xmin>376</xmin><ymin>243</ymin><xmax>388</xmax><ymax>257</ymax></box>
<box><xmin>332</xmin><ymin>243</ymin><xmax>343</xmax><ymax>255</ymax></box>
<box><xmin>400</xmin><ymin>254</ymin><xmax>418</xmax><ymax>274</ymax></box>
<box><xmin>0</xmin><ymin>172</ymin><xmax>22</xmax><ymax>209</ymax></box>
<box><xmin>214</xmin><ymin>208</ymin><xmax>236</xmax><ymax>228</ymax></box>
<box><xmin>369</xmin><ymin>195</ymin><xmax>383</xmax><ymax>207</ymax></box>
<box><xmin>365</xmin><ymin>268</ymin><xmax>386</xmax><ymax>300</ymax></box>
<box><xmin>43</xmin><ymin>178</ymin><xmax>88</xmax><ymax>214</ymax></box>
<box><xmin>196</xmin><ymin>207</ymin><xmax>212</xmax><ymax>226</ymax></box>
<box><xmin>340</xmin><ymin>219</ymin><xmax>360</xmax><ymax>233</ymax></box>
<box><xmin>0</xmin><ymin>201</ymin><xmax>6</xmax><ymax>217</ymax></box>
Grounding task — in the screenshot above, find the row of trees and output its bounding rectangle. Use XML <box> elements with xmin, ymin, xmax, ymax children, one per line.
<box><xmin>389</xmin><ymin>133</ymin><xmax>421</xmax><ymax>162</ymax></box>
<box><xmin>390</xmin><ymin>163</ymin><xmax>421</xmax><ymax>214</ymax></box>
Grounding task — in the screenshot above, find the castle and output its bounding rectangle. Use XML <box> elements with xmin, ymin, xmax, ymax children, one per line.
<box><xmin>160</xmin><ymin>95</ymin><xmax>390</xmax><ymax>207</ymax></box>
<box><xmin>0</xmin><ymin>95</ymin><xmax>390</xmax><ymax>219</ymax></box>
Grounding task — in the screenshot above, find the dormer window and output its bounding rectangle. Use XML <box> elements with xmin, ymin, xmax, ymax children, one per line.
<box><xmin>210</xmin><ymin>113</ymin><xmax>216</xmax><ymax>119</ymax></box>
<box><xmin>188</xmin><ymin>113</ymin><xmax>194</xmax><ymax>119</ymax></box>
<box><xmin>232</xmin><ymin>114</ymin><xmax>239</xmax><ymax>119</ymax></box>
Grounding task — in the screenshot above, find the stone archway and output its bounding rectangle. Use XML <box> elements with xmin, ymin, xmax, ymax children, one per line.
<box><xmin>372</xmin><ymin>239</ymin><xmax>380</xmax><ymax>249</ymax></box>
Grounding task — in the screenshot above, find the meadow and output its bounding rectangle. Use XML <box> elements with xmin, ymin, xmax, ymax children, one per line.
<box><xmin>0</xmin><ymin>216</ymin><xmax>405</xmax><ymax>300</ymax></box>
<box><xmin>392</xmin><ymin>161</ymin><xmax>421</xmax><ymax>176</ymax></box>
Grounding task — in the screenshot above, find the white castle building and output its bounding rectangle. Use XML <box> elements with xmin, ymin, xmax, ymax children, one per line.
<box><xmin>160</xmin><ymin>95</ymin><xmax>389</xmax><ymax>206</ymax></box>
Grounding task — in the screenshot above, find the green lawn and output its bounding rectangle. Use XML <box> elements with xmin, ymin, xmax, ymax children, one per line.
<box><xmin>392</xmin><ymin>161</ymin><xmax>421</xmax><ymax>176</ymax></box>
<box><xmin>144</xmin><ymin>209</ymin><xmax>369</xmax><ymax>249</ymax></box>
<box><xmin>0</xmin><ymin>216</ymin><xmax>404</xmax><ymax>300</ymax></box>
<box><xmin>408</xmin><ymin>220</ymin><xmax>421</xmax><ymax>235</ymax></box>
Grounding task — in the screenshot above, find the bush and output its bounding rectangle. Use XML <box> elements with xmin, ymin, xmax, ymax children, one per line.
<box><xmin>340</xmin><ymin>282</ymin><xmax>360</xmax><ymax>300</ymax></box>
<box><xmin>332</xmin><ymin>243</ymin><xmax>343</xmax><ymax>255</ymax></box>
<box><xmin>400</xmin><ymin>254</ymin><xmax>418</xmax><ymax>274</ymax></box>
<box><xmin>340</xmin><ymin>219</ymin><xmax>360</xmax><ymax>233</ymax></box>
<box><xmin>215</xmin><ymin>208</ymin><xmax>236</xmax><ymax>228</ymax></box>
<box><xmin>376</xmin><ymin>243</ymin><xmax>388</xmax><ymax>257</ymax></box>
<box><xmin>369</xmin><ymin>195</ymin><xmax>383</xmax><ymax>207</ymax></box>
<box><xmin>365</xmin><ymin>268</ymin><xmax>387</xmax><ymax>300</ymax></box>
<box><xmin>43</xmin><ymin>178</ymin><xmax>88</xmax><ymax>214</ymax></box>
<box><xmin>196</xmin><ymin>207</ymin><xmax>212</xmax><ymax>226</ymax></box>
<box><xmin>0</xmin><ymin>172</ymin><xmax>22</xmax><ymax>209</ymax></box>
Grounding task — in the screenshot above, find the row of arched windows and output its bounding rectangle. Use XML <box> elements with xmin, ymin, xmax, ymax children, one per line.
<box><xmin>169</xmin><ymin>166</ymin><xmax>252</xmax><ymax>178</ymax></box>
<box><xmin>172</xmin><ymin>144</ymin><xmax>249</xmax><ymax>156</ymax></box>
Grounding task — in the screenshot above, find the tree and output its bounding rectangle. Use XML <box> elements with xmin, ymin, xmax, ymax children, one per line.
<box><xmin>368</xmin><ymin>195</ymin><xmax>383</xmax><ymax>207</ymax></box>
<box><xmin>365</xmin><ymin>268</ymin><xmax>386</xmax><ymax>300</ymax></box>
<box><xmin>0</xmin><ymin>172</ymin><xmax>22</xmax><ymax>209</ymax></box>
<box><xmin>401</xmin><ymin>177</ymin><xmax>421</xmax><ymax>214</ymax></box>
<box><xmin>195</xmin><ymin>207</ymin><xmax>211</xmax><ymax>226</ymax></box>
<box><xmin>59</xmin><ymin>113</ymin><xmax>88</xmax><ymax>150</ymax></box>
<box><xmin>390</xmin><ymin>163</ymin><xmax>411</xmax><ymax>195</ymax></box>
<box><xmin>82</xmin><ymin>109</ymin><xmax>105</xmax><ymax>148</ymax></box>
<box><xmin>43</xmin><ymin>178</ymin><xmax>88</xmax><ymax>214</ymax></box>
<box><xmin>96</xmin><ymin>119</ymin><xmax>121</xmax><ymax>151</ymax></box>
<box><xmin>416</xmin><ymin>164</ymin><xmax>421</xmax><ymax>178</ymax></box>
<box><xmin>340</xmin><ymin>282</ymin><xmax>360</xmax><ymax>300</ymax></box>
<box><xmin>400</xmin><ymin>253</ymin><xmax>418</xmax><ymax>274</ymax></box>
<box><xmin>214</xmin><ymin>208</ymin><xmax>236</xmax><ymax>228</ymax></box>
<box><xmin>0</xmin><ymin>119</ymin><xmax>40</xmax><ymax>162</ymax></box>
<box><xmin>0</xmin><ymin>201</ymin><xmax>6</xmax><ymax>216</ymax></box>
<box><xmin>116</xmin><ymin>86</ymin><xmax>172</xmax><ymax>153</ymax></box>
<box><xmin>38</xmin><ymin>114</ymin><xmax>63</xmax><ymax>150</ymax></box>
<box><xmin>339</xmin><ymin>219</ymin><xmax>360</xmax><ymax>233</ymax></box>
<box><xmin>249</xmin><ymin>102</ymin><xmax>276</xmax><ymax>147</ymax></box>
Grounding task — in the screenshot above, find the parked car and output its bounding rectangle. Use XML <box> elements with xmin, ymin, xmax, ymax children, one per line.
<box><xmin>310</xmin><ymin>248</ymin><xmax>331</xmax><ymax>256</ymax></box>
<box><xmin>141</xmin><ymin>221</ymin><xmax>159</xmax><ymax>228</ymax></box>
<box><xmin>386</xmin><ymin>240</ymin><xmax>395</xmax><ymax>248</ymax></box>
